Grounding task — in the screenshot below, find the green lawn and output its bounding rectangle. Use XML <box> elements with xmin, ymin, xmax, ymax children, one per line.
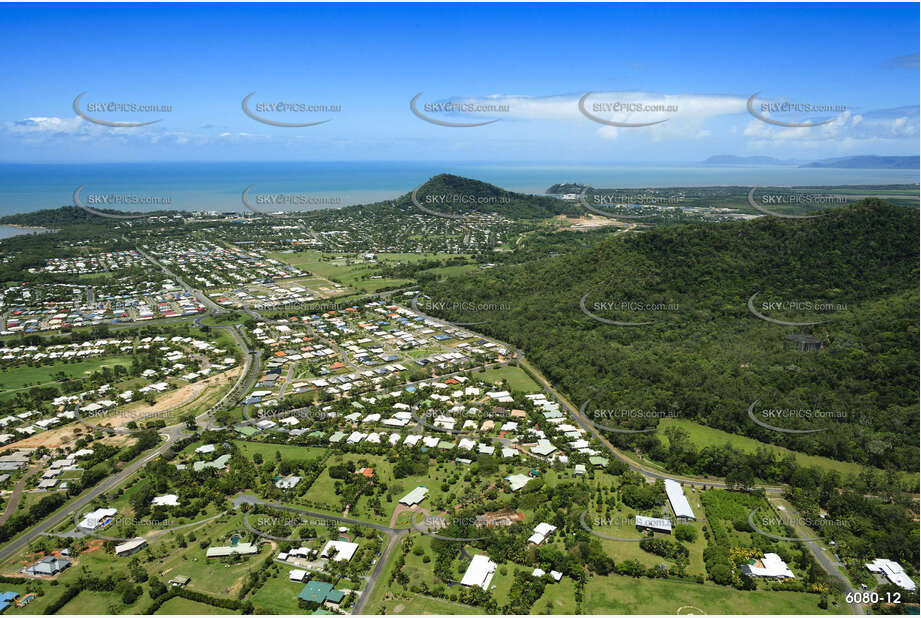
<box><xmin>154</xmin><ymin>596</ymin><xmax>236</xmax><ymax>615</ymax></box>
<box><xmin>419</xmin><ymin>264</ymin><xmax>481</xmax><ymax>279</ymax></box>
<box><xmin>583</xmin><ymin>573</ymin><xmax>848</xmax><ymax>614</ymax></box>
<box><xmin>142</xmin><ymin>513</ymin><xmax>266</xmax><ymax>600</ymax></box>
<box><xmin>234</xmin><ymin>439</ymin><xmax>328</xmax><ymax>464</ymax></box>
<box><xmin>268</xmin><ymin>250</ymin><xmax>466</xmax><ymax>294</ymax></box>
<box><xmin>247</xmin><ymin>563</ymin><xmax>305</xmax><ymax>614</ymax></box>
<box><xmin>58</xmin><ymin>589</ymin><xmax>144</xmax><ymax>615</ymax></box>
<box><xmin>477</xmin><ymin>366</ymin><xmax>540</xmax><ymax>393</ymax></box>
<box><xmin>532</xmin><ymin>576</ymin><xmax>579</xmax><ymax>614</ymax></box>
<box><xmin>0</xmin><ymin>355</ymin><xmax>134</xmax><ymax>398</ymax></box>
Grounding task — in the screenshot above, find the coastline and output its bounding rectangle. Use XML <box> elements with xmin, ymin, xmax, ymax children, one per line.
<box><xmin>0</xmin><ymin>223</ymin><xmax>52</xmax><ymax>240</ymax></box>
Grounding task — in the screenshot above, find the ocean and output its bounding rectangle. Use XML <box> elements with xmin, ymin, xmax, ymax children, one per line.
<box><xmin>0</xmin><ymin>161</ymin><xmax>917</xmax><ymax>217</ymax></box>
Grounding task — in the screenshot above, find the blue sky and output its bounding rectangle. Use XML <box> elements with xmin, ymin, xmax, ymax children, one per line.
<box><xmin>1</xmin><ymin>2</ymin><xmax>918</xmax><ymax>162</ymax></box>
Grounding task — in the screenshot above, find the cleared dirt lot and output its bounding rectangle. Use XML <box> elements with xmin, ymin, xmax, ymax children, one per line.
<box><xmin>5</xmin><ymin>367</ymin><xmax>239</xmax><ymax>450</ymax></box>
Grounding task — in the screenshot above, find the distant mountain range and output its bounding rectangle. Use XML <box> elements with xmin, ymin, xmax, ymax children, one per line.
<box><xmin>801</xmin><ymin>155</ymin><xmax>920</xmax><ymax>169</ymax></box>
<box><xmin>703</xmin><ymin>154</ymin><xmax>920</xmax><ymax>169</ymax></box>
<box><xmin>701</xmin><ymin>155</ymin><xmax>800</xmax><ymax>166</ymax></box>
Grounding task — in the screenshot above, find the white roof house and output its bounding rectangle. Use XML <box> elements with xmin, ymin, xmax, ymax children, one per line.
<box><xmin>321</xmin><ymin>540</ymin><xmax>359</xmax><ymax>562</ymax></box>
<box><xmin>275</xmin><ymin>475</ymin><xmax>301</xmax><ymax>489</ymax></box>
<box><xmin>665</xmin><ymin>479</ymin><xmax>695</xmax><ymax>520</ymax></box>
<box><xmin>151</xmin><ymin>494</ymin><xmax>180</xmax><ymax>507</ymax></box>
<box><xmin>635</xmin><ymin>515</ymin><xmax>673</xmax><ymax>533</ymax></box>
<box><xmin>399</xmin><ymin>486</ymin><xmax>429</xmax><ymax>506</ymax></box>
<box><xmin>79</xmin><ymin>507</ymin><xmax>117</xmax><ymax>529</ymax></box>
<box><xmin>460</xmin><ymin>554</ymin><xmax>497</xmax><ymax>590</ymax></box>
<box><xmin>866</xmin><ymin>559</ymin><xmax>917</xmax><ymax>591</ymax></box>
<box><xmin>531</xmin><ymin>439</ymin><xmax>557</xmax><ymax>457</ymax></box>
<box><xmin>528</xmin><ymin>522</ymin><xmax>557</xmax><ymax>545</ymax></box>
<box><xmin>505</xmin><ymin>474</ymin><xmax>531</xmax><ymax>492</ymax></box>
<box><xmin>114</xmin><ymin>537</ymin><xmax>147</xmax><ymax>556</ymax></box>
<box><xmin>289</xmin><ymin>568</ymin><xmax>308</xmax><ymax>582</ymax></box>
<box><xmin>403</xmin><ymin>434</ymin><xmax>422</xmax><ymax>446</ymax></box>
<box><xmin>742</xmin><ymin>553</ymin><xmax>795</xmax><ymax>579</ymax></box>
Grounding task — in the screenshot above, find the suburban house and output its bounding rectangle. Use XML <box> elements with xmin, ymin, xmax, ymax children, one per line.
<box><xmin>275</xmin><ymin>475</ymin><xmax>301</xmax><ymax>489</ymax></box>
<box><xmin>192</xmin><ymin>454</ymin><xmax>231</xmax><ymax>472</ymax></box>
<box><xmin>320</xmin><ymin>540</ymin><xmax>359</xmax><ymax>562</ymax></box>
<box><xmin>531</xmin><ymin>439</ymin><xmax>557</xmax><ymax>457</ymax></box>
<box><xmin>460</xmin><ymin>554</ymin><xmax>497</xmax><ymax>590</ymax></box>
<box><xmin>206</xmin><ymin>542</ymin><xmax>259</xmax><ymax>558</ymax></box>
<box><xmin>0</xmin><ymin>591</ymin><xmax>18</xmax><ymax>613</ymax></box>
<box><xmin>399</xmin><ymin>486</ymin><xmax>428</xmax><ymax>506</ymax></box>
<box><xmin>635</xmin><ymin>515</ymin><xmax>673</xmax><ymax>534</ymax></box>
<box><xmin>289</xmin><ymin>569</ymin><xmax>308</xmax><ymax>582</ymax></box>
<box><xmin>24</xmin><ymin>555</ymin><xmax>71</xmax><ymax>576</ymax></box>
<box><xmin>532</xmin><ymin>568</ymin><xmax>563</xmax><ymax>582</ymax></box>
<box><xmin>78</xmin><ymin>507</ymin><xmax>117</xmax><ymax>530</ymax></box>
<box><xmin>865</xmin><ymin>559</ymin><xmax>917</xmax><ymax>591</ymax></box>
<box><xmin>664</xmin><ymin>479</ymin><xmax>695</xmax><ymax>520</ymax></box>
<box><xmin>505</xmin><ymin>474</ymin><xmax>531</xmax><ymax>492</ymax></box>
<box><xmin>298</xmin><ymin>580</ymin><xmax>346</xmax><ymax>609</ymax></box>
<box><xmin>114</xmin><ymin>537</ymin><xmax>148</xmax><ymax>557</ymax></box>
<box><xmin>528</xmin><ymin>522</ymin><xmax>557</xmax><ymax>545</ymax></box>
<box><xmin>741</xmin><ymin>553</ymin><xmax>795</xmax><ymax>579</ymax></box>
<box><xmin>151</xmin><ymin>494</ymin><xmax>180</xmax><ymax>507</ymax></box>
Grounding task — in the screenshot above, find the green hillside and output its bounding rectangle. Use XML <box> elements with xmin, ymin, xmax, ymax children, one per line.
<box><xmin>420</xmin><ymin>199</ymin><xmax>919</xmax><ymax>473</ymax></box>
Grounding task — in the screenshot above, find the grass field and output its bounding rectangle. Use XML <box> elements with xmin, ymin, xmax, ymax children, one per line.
<box><xmin>532</xmin><ymin>576</ymin><xmax>580</xmax><ymax>614</ymax></box>
<box><xmin>269</xmin><ymin>250</ymin><xmax>474</xmax><ymax>293</ymax></box>
<box><xmin>419</xmin><ymin>264</ymin><xmax>481</xmax><ymax>279</ymax></box>
<box><xmin>267</xmin><ymin>250</ymin><xmax>416</xmax><ymax>293</ymax></box>
<box><xmin>138</xmin><ymin>513</ymin><xmax>266</xmax><ymax>600</ymax></box>
<box><xmin>0</xmin><ymin>355</ymin><xmax>134</xmax><ymax>399</ymax></box>
<box><xmin>58</xmin><ymin>589</ymin><xmax>144</xmax><ymax>615</ymax></box>
<box><xmin>247</xmin><ymin>563</ymin><xmax>305</xmax><ymax>614</ymax></box>
<box><xmin>477</xmin><ymin>366</ymin><xmax>540</xmax><ymax>393</ymax></box>
<box><xmin>583</xmin><ymin>573</ymin><xmax>848</xmax><ymax>614</ymax></box>
<box><xmin>656</xmin><ymin>418</ymin><xmax>919</xmax><ymax>485</ymax></box>
<box><xmin>234</xmin><ymin>440</ymin><xmax>328</xmax><ymax>463</ymax></box>
<box><xmin>154</xmin><ymin>596</ymin><xmax>236</xmax><ymax>615</ymax></box>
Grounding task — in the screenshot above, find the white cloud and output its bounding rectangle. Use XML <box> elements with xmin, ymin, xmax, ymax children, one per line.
<box><xmin>743</xmin><ymin>106</ymin><xmax>919</xmax><ymax>146</ymax></box>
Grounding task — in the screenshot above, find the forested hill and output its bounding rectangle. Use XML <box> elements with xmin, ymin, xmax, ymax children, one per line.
<box><xmin>0</xmin><ymin>205</ymin><xmax>177</xmax><ymax>227</ymax></box>
<box><xmin>420</xmin><ymin>199</ymin><xmax>919</xmax><ymax>472</ymax></box>
<box><xmin>390</xmin><ymin>173</ymin><xmax>580</xmax><ymax>219</ymax></box>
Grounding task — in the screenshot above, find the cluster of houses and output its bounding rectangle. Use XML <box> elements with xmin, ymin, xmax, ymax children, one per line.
<box><xmin>305</xmin><ymin>380</ymin><xmax>599</xmax><ymax>473</ymax></box>
<box><xmin>0</xmin><ymin>337</ymin><xmax>127</xmax><ymax>365</ymax></box>
<box><xmin>254</xmin><ymin>209</ymin><xmax>510</xmax><ymax>254</ymax></box>
<box><xmin>0</xmin><ymin>335</ymin><xmax>235</xmax><ymax>446</ymax></box>
<box><xmin>146</xmin><ymin>240</ymin><xmax>304</xmax><ymax>291</ymax></box>
<box><xmin>241</xmin><ymin>303</ymin><xmax>507</xmax><ymax>409</ymax></box>
<box><xmin>32</xmin><ymin>250</ymin><xmax>146</xmax><ymax>275</ymax></box>
<box><xmin>1</xmin><ymin>276</ymin><xmax>208</xmax><ymax>332</ymax></box>
<box><xmin>175</xmin><ymin>443</ymin><xmax>233</xmax><ymax>472</ymax></box>
<box><xmin>213</xmin><ymin>278</ymin><xmax>338</xmax><ymax>310</ymax></box>
<box><xmin>0</xmin><ymin>445</ymin><xmax>96</xmax><ymax>492</ymax></box>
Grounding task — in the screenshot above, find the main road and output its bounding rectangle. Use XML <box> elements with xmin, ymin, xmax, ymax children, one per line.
<box><xmin>0</xmin><ymin>268</ymin><xmax>261</xmax><ymax>563</ymax></box>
